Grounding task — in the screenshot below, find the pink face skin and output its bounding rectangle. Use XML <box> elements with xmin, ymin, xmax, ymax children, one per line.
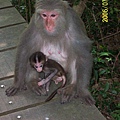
<box><xmin>41</xmin><ymin>11</ymin><xmax>59</xmax><ymax>32</ymax></box>
<box><xmin>34</xmin><ymin>62</ymin><xmax>43</xmax><ymax>72</ymax></box>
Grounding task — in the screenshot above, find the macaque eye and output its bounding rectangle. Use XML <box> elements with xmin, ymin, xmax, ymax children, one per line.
<box><xmin>42</xmin><ymin>13</ymin><xmax>47</xmax><ymax>18</ymax></box>
<box><xmin>51</xmin><ymin>14</ymin><xmax>56</xmax><ymax>17</ymax></box>
<box><xmin>34</xmin><ymin>65</ymin><xmax>38</xmax><ymax>68</ymax></box>
<box><xmin>40</xmin><ymin>64</ymin><xmax>43</xmax><ymax>67</ymax></box>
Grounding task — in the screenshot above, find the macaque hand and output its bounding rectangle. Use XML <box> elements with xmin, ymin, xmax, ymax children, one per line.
<box><xmin>5</xmin><ymin>84</ymin><xmax>27</xmax><ymax>96</ymax></box>
<box><xmin>38</xmin><ymin>79</ymin><xmax>46</xmax><ymax>86</ymax></box>
<box><xmin>5</xmin><ymin>86</ymin><xmax>19</xmax><ymax>96</ymax></box>
<box><xmin>57</xmin><ymin>84</ymin><xmax>76</xmax><ymax>104</ymax></box>
<box><xmin>31</xmin><ymin>85</ymin><xmax>47</xmax><ymax>96</ymax></box>
<box><xmin>27</xmin><ymin>79</ymin><xmax>47</xmax><ymax>96</ymax></box>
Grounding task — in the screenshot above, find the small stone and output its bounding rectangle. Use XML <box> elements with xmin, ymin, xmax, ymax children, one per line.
<box><xmin>1</xmin><ymin>85</ymin><xmax>5</xmax><ymax>88</ymax></box>
<box><xmin>45</xmin><ymin>117</ymin><xmax>49</xmax><ymax>120</ymax></box>
<box><xmin>9</xmin><ymin>101</ymin><xmax>13</xmax><ymax>104</ymax></box>
<box><xmin>17</xmin><ymin>115</ymin><xmax>21</xmax><ymax>119</ymax></box>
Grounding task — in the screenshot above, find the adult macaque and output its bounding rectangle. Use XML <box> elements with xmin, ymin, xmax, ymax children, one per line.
<box><xmin>29</xmin><ymin>51</ymin><xmax>66</xmax><ymax>93</ymax></box>
<box><xmin>6</xmin><ymin>0</ymin><xmax>95</xmax><ymax>105</ymax></box>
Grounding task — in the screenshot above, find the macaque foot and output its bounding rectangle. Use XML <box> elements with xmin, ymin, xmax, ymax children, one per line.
<box><xmin>31</xmin><ymin>86</ymin><xmax>48</xmax><ymax>96</ymax></box>
<box><xmin>75</xmin><ymin>90</ymin><xmax>95</xmax><ymax>106</ymax></box>
<box><xmin>57</xmin><ymin>84</ymin><xmax>75</xmax><ymax>104</ymax></box>
<box><xmin>5</xmin><ymin>86</ymin><xmax>19</xmax><ymax>96</ymax></box>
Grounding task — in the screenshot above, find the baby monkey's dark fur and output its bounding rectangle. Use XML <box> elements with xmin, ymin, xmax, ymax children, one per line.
<box><xmin>29</xmin><ymin>52</ymin><xmax>67</xmax><ymax>102</ymax></box>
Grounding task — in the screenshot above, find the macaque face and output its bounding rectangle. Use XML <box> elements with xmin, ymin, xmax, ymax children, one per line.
<box><xmin>35</xmin><ymin>7</ymin><xmax>66</xmax><ymax>36</ymax></box>
<box><xmin>40</xmin><ymin>11</ymin><xmax>59</xmax><ymax>32</ymax></box>
<box><xmin>34</xmin><ymin>61</ymin><xmax>44</xmax><ymax>72</ymax></box>
<box><xmin>29</xmin><ymin>52</ymin><xmax>46</xmax><ymax>73</ymax></box>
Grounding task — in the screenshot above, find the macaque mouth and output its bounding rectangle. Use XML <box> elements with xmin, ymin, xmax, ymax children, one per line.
<box><xmin>46</xmin><ymin>26</ymin><xmax>54</xmax><ymax>32</ymax></box>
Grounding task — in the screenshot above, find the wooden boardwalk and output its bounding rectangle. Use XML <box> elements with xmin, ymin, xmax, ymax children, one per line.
<box><xmin>0</xmin><ymin>0</ymin><xmax>106</xmax><ymax>120</ymax></box>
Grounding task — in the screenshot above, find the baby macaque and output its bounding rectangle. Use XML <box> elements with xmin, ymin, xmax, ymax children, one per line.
<box><xmin>29</xmin><ymin>51</ymin><xmax>67</xmax><ymax>101</ymax></box>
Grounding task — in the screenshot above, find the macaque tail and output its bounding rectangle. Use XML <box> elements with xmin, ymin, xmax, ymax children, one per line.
<box><xmin>45</xmin><ymin>76</ymin><xmax>66</xmax><ymax>102</ymax></box>
<box><xmin>45</xmin><ymin>82</ymin><xmax>66</xmax><ymax>102</ymax></box>
<box><xmin>45</xmin><ymin>89</ymin><xmax>58</xmax><ymax>102</ymax></box>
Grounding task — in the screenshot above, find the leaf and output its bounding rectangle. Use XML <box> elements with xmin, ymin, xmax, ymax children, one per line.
<box><xmin>104</xmin><ymin>82</ymin><xmax>109</xmax><ymax>92</ymax></box>
<box><xmin>99</xmin><ymin>69</ymin><xmax>106</xmax><ymax>75</ymax></box>
<box><xmin>114</xmin><ymin>8</ymin><xmax>120</xmax><ymax>12</ymax></box>
<box><xmin>97</xmin><ymin>58</ymin><xmax>105</xmax><ymax>63</ymax></box>
<box><xmin>105</xmin><ymin>57</ymin><xmax>112</xmax><ymax>62</ymax></box>
<box><xmin>117</xmin><ymin>103</ymin><xmax>120</xmax><ymax>108</ymax></box>
<box><xmin>102</xmin><ymin>92</ymin><xmax>107</xmax><ymax>98</ymax></box>
<box><xmin>94</xmin><ymin>70</ymin><xmax>99</xmax><ymax>80</ymax></box>
<box><xmin>99</xmin><ymin>52</ymin><xmax>110</xmax><ymax>56</ymax></box>
<box><xmin>112</xmin><ymin>90</ymin><xmax>117</xmax><ymax>94</ymax></box>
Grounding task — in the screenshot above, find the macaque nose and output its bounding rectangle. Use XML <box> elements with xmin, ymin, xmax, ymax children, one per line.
<box><xmin>37</xmin><ymin>68</ymin><xmax>42</xmax><ymax>72</ymax></box>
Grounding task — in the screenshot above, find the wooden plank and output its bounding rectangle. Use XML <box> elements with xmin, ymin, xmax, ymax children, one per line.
<box><xmin>0</xmin><ymin>0</ymin><xmax>12</xmax><ymax>9</ymax></box>
<box><xmin>0</xmin><ymin>7</ymin><xmax>25</xmax><ymax>28</ymax></box>
<box><xmin>0</xmin><ymin>78</ymin><xmax>60</xmax><ymax>113</ymax></box>
<box><xmin>0</xmin><ymin>78</ymin><xmax>46</xmax><ymax>113</ymax></box>
<box><xmin>0</xmin><ymin>23</ymin><xmax>27</xmax><ymax>51</ymax></box>
<box><xmin>0</xmin><ymin>97</ymin><xmax>106</xmax><ymax>120</ymax></box>
<box><xmin>0</xmin><ymin>49</ymin><xmax>16</xmax><ymax>78</ymax></box>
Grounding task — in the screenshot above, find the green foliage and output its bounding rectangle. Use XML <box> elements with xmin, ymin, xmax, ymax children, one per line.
<box><xmin>92</xmin><ymin>46</ymin><xmax>115</xmax><ymax>79</ymax></box>
<box><xmin>11</xmin><ymin>0</ymin><xmax>35</xmax><ymax>22</ymax></box>
<box><xmin>111</xmin><ymin>104</ymin><xmax>120</xmax><ymax>120</ymax></box>
<box><xmin>91</xmin><ymin>80</ymin><xmax>120</xmax><ymax>120</ymax></box>
<box><xmin>82</xmin><ymin>0</ymin><xmax>120</xmax><ymax>119</ymax></box>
